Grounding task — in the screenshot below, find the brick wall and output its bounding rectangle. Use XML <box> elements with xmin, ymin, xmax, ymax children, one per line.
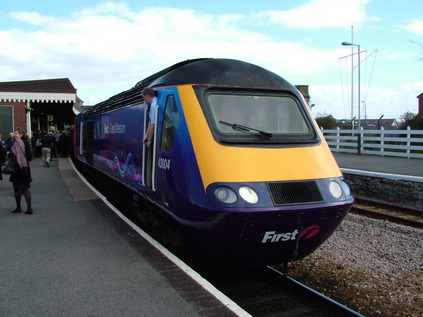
<box><xmin>0</xmin><ymin>101</ymin><xmax>27</xmax><ymax>131</ymax></box>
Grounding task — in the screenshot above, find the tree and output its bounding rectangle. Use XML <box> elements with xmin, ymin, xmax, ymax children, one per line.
<box><xmin>399</xmin><ymin>111</ymin><xmax>423</xmax><ymax>129</ymax></box>
<box><xmin>314</xmin><ymin>112</ymin><xmax>337</xmax><ymax>129</ymax></box>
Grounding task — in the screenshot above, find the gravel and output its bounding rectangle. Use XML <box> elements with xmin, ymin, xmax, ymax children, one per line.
<box><xmin>286</xmin><ymin>213</ymin><xmax>423</xmax><ymax>317</ymax></box>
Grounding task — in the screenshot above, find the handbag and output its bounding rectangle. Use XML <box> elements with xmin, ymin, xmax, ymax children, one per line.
<box><xmin>2</xmin><ymin>157</ymin><xmax>16</xmax><ymax>175</ymax></box>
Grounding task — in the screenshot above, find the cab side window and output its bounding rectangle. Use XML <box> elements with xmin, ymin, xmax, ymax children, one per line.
<box><xmin>161</xmin><ymin>95</ymin><xmax>180</xmax><ymax>152</ymax></box>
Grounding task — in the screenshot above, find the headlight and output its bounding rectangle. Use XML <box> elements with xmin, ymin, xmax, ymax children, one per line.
<box><xmin>329</xmin><ymin>180</ymin><xmax>343</xmax><ymax>199</ymax></box>
<box><xmin>239</xmin><ymin>186</ymin><xmax>259</xmax><ymax>204</ymax></box>
<box><xmin>341</xmin><ymin>180</ymin><xmax>351</xmax><ymax>197</ymax></box>
<box><xmin>214</xmin><ymin>187</ymin><xmax>237</xmax><ymax>204</ymax></box>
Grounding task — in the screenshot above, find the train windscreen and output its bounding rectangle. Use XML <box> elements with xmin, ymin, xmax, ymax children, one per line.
<box><xmin>205</xmin><ymin>92</ymin><xmax>317</xmax><ymax>144</ymax></box>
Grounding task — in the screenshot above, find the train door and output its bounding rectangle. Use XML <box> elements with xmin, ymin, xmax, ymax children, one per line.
<box><xmin>86</xmin><ymin>121</ymin><xmax>94</xmax><ymax>166</ymax></box>
<box><xmin>143</xmin><ymin>106</ymin><xmax>158</xmax><ymax>189</ymax></box>
<box><xmin>154</xmin><ymin>93</ymin><xmax>180</xmax><ymax>200</ymax></box>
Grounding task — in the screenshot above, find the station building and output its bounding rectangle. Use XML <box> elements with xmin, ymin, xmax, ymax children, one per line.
<box><xmin>418</xmin><ymin>92</ymin><xmax>423</xmax><ymax>115</ymax></box>
<box><xmin>0</xmin><ymin>78</ymin><xmax>82</xmax><ymax>140</ymax></box>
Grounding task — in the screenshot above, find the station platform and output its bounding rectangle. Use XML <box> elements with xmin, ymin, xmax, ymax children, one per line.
<box><xmin>333</xmin><ymin>153</ymin><xmax>423</xmax><ymax>211</ymax></box>
<box><xmin>333</xmin><ymin>153</ymin><xmax>423</xmax><ymax>178</ymax></box>
<box><xmin>0</xmin><ymin>158</ymin><xmax>247</xmax><ymax>317</ymax></box>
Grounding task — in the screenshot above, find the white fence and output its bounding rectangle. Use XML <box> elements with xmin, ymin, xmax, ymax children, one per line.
<box><xmin>322</xmin><ymin>127</ymin><xmax>423</xmax><ymax>159</ymax></box>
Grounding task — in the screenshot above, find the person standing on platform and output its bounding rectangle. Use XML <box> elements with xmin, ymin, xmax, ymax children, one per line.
<box><xmin>59</xmin><ymin>131</ymin><xmax>70</xmax><ymax>158</ymax></box>
<box><xmin>49</xmin><ymin>131</ymin><xmax>57</xmax><ymax>160</ymax></box>
<box><xmin>0</xmin><ymin>133</ymin><xmax>5</xmax><ymax>183</ymax></box>
<box><xmin>5</xmin><ymin>132</ymin><xmax>14</xmax><ymax>149</ymax></box>
<box><xmin>8</xmin><ymin>127</ymin><xmax>33</xmax><ymax>214</ymax></box>
<box><xmin>40</xmin><ymin>131</ymin><xmax>53</xmax><ymax>167</ymax></box>
<box><xmin>33</xmin><ymin>130</ymin><xmax>42</xmax><ymax>158</ymax></box>
<box><xmin>54</xmin><ymin>130</ymin><xmax>61</xmax><ymax>156</ymax></box>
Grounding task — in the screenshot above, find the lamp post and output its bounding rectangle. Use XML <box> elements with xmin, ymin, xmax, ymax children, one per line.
<box><xmin>25</xmin><ymin>101</ymin><xmax>32</xmax><ymax>141</ymax></box>
<box><xmin>378</xmin><ymin>114</ymin><xmax>384</xmax><ymax>130</ymax></box>
<box><xmin>342</xmin><ymin>41</ymin><xmax>361</xmax><ymax>130</ymax></box>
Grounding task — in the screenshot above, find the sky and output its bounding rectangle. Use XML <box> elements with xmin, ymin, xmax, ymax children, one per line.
<box><xmin>1</xmin><ymin>0</ymin><xmax>422</xmax><ymax>120</ymax></box>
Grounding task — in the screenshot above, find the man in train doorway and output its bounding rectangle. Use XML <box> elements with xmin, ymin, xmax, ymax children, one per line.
<box><xmin>142</xmin><ymin>87</ymin><xmax>158</xmax><ymax>188</ymax></box>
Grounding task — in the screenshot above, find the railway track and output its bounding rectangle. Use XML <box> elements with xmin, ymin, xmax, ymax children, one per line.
<box><xmin>352</xmin><ymin>199</ymin><xmax>423</xmax><ymax>229</ymax></box>
<box><xmin>78</xmin><ymin>162</ymin><xmax>365</xmax><ymax>316</ymax></box>
<box><xmin>203</xmin><ymin>266</ymin><xmax>364</xmax><ymax>317</ymax></box>
<box><xmin>75</xmin><ymin>161</ymin><xmax>420</xmax><ymax>316</ymax></box>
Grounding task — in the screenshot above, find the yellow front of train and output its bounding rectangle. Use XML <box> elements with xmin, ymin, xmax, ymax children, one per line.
<box><xmin>180</xmin><ymin>85</ymin><xmax>343</xmax><ymax>187</ymax></box>
<box><xmin>174</xmin><ymin>84</ymin><xmax>353</xmax><ymax>266</ymax></box>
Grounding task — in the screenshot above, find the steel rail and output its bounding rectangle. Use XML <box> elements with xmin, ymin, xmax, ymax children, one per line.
<box><xmin>267</xmin><ymin>265</ymin><xmax>365</xmax><ymax>317</ymax></box>
<box><xmin>352</xmin><ymin>199</ymin><xmax>423</xmax><ymax>229</ymax></box>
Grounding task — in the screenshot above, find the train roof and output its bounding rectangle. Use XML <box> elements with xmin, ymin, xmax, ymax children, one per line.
<box><xmin>148</xmin><ymin>58</ymin><xmax>293</xmax><ymax>89</ymax></box>
<box><xmin>84</xmin><ymin>58</ymin><xmax>294</xmax><ymax>115</ymax></box>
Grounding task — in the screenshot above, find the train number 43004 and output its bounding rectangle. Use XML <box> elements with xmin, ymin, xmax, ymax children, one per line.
<box><xmin>158</xmin><ymin>157</ymin><xmax>171</xmax><ymax>170</ymax></box>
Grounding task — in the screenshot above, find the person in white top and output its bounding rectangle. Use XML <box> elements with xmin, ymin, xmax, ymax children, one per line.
<box><xmin>142</xmin><ymin>87</ymin><xmax>158</xmax><ymax>148</ymax></box>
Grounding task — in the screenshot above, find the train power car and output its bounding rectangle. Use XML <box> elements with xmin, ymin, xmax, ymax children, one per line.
<box><xmin>74</xmin><ymin>58</ymin><xmax>354</xmax><ymax>266</ymax></box>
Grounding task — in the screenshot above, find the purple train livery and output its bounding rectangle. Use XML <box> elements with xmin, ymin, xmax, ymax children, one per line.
<box><xmin>74</xmin><ymin>59</ymin><xmax>354</xmax><ymax>266</ymax></box>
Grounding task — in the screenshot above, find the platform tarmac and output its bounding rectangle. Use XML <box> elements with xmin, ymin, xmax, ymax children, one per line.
<box><xmin>333</xmin><ymin>153</ymin><xmax>423</xmax><ymax>178</ymax></box>
<box><xmin>0</xmin><ymin>158</ymin><xmax>246</xmax><ymax>317</ymax></box>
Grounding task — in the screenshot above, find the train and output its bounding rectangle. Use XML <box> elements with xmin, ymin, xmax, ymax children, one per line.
<box><xmin>74</xmin><ymin>58</ymin><xmax>354</xmax><ymax>267</ymax></box>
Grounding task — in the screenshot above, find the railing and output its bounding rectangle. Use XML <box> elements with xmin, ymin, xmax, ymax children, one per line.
<box><xmin>322</xmin><ymin>127</ymin><xmax>423</xmax><ymax>159</ymax></box>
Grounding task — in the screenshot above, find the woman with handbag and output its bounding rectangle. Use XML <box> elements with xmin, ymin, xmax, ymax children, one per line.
<box><xmin>8</xmin><ymin>127</ymin><xmax>33</xmax><ymax>214</ymax></box>
<box><xmin>0</xmin><ymin>134</ymin><xmax>5</xmax><ymax>182</ymax></box>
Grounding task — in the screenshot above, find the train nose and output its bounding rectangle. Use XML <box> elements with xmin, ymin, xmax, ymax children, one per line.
<box><xmin>231</xmin><ymin>205</ymin><xmax>351</xmax><ymax>266</ymax></box>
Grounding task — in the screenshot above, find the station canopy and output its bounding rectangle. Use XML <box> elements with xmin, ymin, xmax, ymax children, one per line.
<box><xmin>0</xmin><ymin>78</ymin><xmax>77</xmax><ymax>103</ymax></box>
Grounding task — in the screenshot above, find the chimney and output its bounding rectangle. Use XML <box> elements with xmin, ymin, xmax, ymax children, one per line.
<box><xmin>295</xmin><ymin>85</ymin><xmax>310</xmax><ymax>104</ymax></box>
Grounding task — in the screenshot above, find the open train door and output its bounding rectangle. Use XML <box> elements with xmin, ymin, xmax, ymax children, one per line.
<box><xmin>142</xmin><ymin>105</ymin><xmax>158</xmax><ymax>190</ymax></box>
<box><xmin>143</xmin><ymin>89</ymin><xmax>181</xmax><ymax>196</ymax></box>
<box><xmin>154</xmin><ymin>92</ymin><xmax>181</xmax><ymax>200</ymax></box>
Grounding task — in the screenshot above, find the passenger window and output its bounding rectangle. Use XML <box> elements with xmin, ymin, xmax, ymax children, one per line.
<box><xmin>161</xmin><ymin>95</ymin><xmax>180</xmax><ymax>152</ymax></box>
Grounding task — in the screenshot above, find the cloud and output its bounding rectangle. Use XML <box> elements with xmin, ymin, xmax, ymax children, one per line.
<box><xmin>0</xmin><ymin>4</ymin><xmax>283</xmax><ymax>105</ymax></box>
<box><xmin>73</xmin><ymin>1</ymin><xmax>132</xmax><ymax>17</ymax></box>
<box><xmin>8</xmin><ymin>11</ymin><xmax>57</xmax><ymax>26</ymax></box>
<box><xmin>1</xmin><ymin>4</ymin><xmax>342</xmax><ymax>87</ymax></box>
<box><xmin>252</xmin><ymin>0</ymin><xmax>370</xmax><ymax>29</ymax></box>
<box><xmin>401</xmin><ymin>18</ymin><xmax>423</xmax><ymax>35</ymax></box>
<box><xmin>310</xmin><ymin>82</ymin><xmax>423</xmax><ymax>120</ymax></box>
<box><xmin>1</xmin><ymin>1</ymin><xmax>419</xmax><ymax>119</ymax></box>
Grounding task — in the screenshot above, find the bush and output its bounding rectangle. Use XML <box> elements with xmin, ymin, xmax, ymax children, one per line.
<box><xmin>399</xmin><ymin>112</ymin><xmax>423</xmax><ymax>129</ymax></box>
<box><xmin>315</xmin><ymin>112</ymin><xmax>337</xmax><ymax>129</ymax></box>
